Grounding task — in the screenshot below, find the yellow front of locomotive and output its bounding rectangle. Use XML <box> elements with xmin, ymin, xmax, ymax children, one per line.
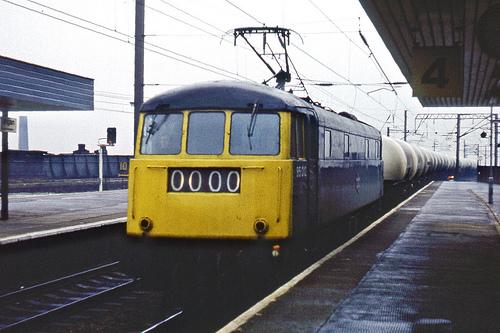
<box><xmin>127</xmin><ymin>109</ymin><xmax>293</xmax><ymax>239</ymax></box>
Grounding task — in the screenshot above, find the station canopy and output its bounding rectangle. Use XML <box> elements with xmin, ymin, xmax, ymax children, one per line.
<box><xmin>0</xmin><ymin>55</ymin><xmax>93</xmax><ymax>111</ymax></box>
<box><xmin>360</xmin><ymin>0</ymin><xmax>500</xmax><ymax>107</ymax></box>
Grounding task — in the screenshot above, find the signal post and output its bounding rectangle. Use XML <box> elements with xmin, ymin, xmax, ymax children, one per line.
<box><xmin>98</xmin><ymin>128</ymin><xmax>117</xmax><ymax>192</ymax></box>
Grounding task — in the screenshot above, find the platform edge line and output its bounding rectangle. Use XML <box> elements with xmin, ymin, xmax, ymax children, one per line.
<box><xmin>216</xmin><ymin>181</ymin><xmax>434</xmax><ymax>333</ymax></box>
<box><xmin>469</xmin><ymin>189</ymin><xmax>500</xmax><ymax>235</ymax></box>
<box><xmin>0</xmin><ymin>217</ymin><xmax>126</xmax><ymax>245</ymax></box>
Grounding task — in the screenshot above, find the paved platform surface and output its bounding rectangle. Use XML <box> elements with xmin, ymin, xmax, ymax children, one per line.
<box><xmin>0</xmin><ymin>190</ymin><xmax>127</xmax><ymax>244</ymax></box>
<box><xmin>225</xmin><ymin>181</ymin><xmax>500</xmax><ymax>333</ymax></box>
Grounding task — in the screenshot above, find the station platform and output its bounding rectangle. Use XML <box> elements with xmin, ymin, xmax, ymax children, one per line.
<box><xmin>0</xmin><ymin>190</ymin><xmax>127</xmax><ymax>245</ymax></box>
<box><xmin>219</xmin><ymin>181</ymin><xmax>500</xmax><ymax>333</ymax></box>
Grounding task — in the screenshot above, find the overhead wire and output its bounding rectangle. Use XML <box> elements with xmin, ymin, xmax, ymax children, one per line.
<box><xmin>25</xmin><ymin>0</ymin><xmax>130</xmax><ymax>39</ymax></box>
<box><xmin>95</xmin><ymin>107</ymin><xmax>133</xmax><ymax>114</ymax></box>
<box><xmin>13</xmin><ymin>0</ymin><xmax>416</xmax><ymax>127</ymax></box>
<box><xmin>358</xmin><ymin>25</ymin><xmax>417</xmax><ymax>119</ymax></box>
<box><xmin>306</xmin><ymin>0</ymin><xmax>370</xmax><ymax>57</ymax></box>
<box><xmin>143</xmin><ymin>40</ymin><xmax>253</xmax><ymax>81</ymax></box>
<box><xmin>26</xmin><ymin>0</ymin><xmax>236</xmax><ymax>51</ymax></box>
<box><xmin>158</xmin><ymin>0</ymin><xmax>224</xmax><ymax>35</ymax></box>
<box><xmin>145</xmin><ymin>4</ymin><xmax>223</xmax><ymax>41</ymax></box>
<box><xmin>1</xmin><ymin>0</ymin><xmax>131</xmax><ymax>43</ymax></box>
<box><xmin>0</xmin><ymin>1</ymin><xmax>144</xmax><ymax>115</ymax></box>
<box><xmin>300</xmin><ymin>30</ymin><xmax>373</xmax><ymax>35</ymax></box>
<box><xmin>95</xmin><ymin>100</ymin><xmax>132</xmax><ymax>106</ymax></box>
<box><xmin>291</xmin><ymin>42</ymin><xmax>403</xmax><ymax>121</ymax></box>
<box><xmin>379</xmin><ymin>114</ymin><xmax>392</xmax><ymax>131</ymax></box>
<box><xmin>222</xmin><ymin>0</ymin><xmax>389</xmax><ymax>124</ymax></box>
<box><xmin>96</xmin><ymin>90</ymin><xmax>133</xmax><ymax>99</ymax></box>
<box><xmin>224</xmin><ymin>0</ymin><xmax>266</xmax><ymax>26</ymax></box>
<box><xmin>95</xmin><ymin>92</ymin><xmax>134</xmax><ymax>113</ymax></box>
<box><xmin>301</xmin><ymin>79</ymin><xmax>409</xmax><ymax>86</ymax></box>
<box><xmin>302</xmin><ymin>75</ymin><xmax>384</xmax><ymax>124</ymax></box>
<box><xmin>211</xmin><ymin>0</ymin><xmax>394</xmax><ymax>123</ymax></box>
<box><xmin>151</xmin><ymin>1</ymin><xmax>256</xmax><ymax>55</ymax></box>
<box><xmin>2</xmin><ymin>0</ymin><xmax>251</xmax><ymax>82</ymax></box>
<box><xmin>288</xmin><ymin>55</ymin><xmax>309</xmax><ymax>96</ymax></box>
<box><xmin>142</xmin><ymin>2</ymin><xmax>256</xmax><ymax>80</ymax></box>
<box><xmin>459</xmin><ymin>117</ymin><xmax>491</xmax><ymax>137</ymax></box>
<box><xmin>351</xmin><ymin>85</ymin><xmax>358</xmax><ymax>113</ymax></box>
<box><xmin>307</xmin><ymin>0</ymin><xmax>418</xmax><ymax>120</ymax></box>
<box><xmin>358</xmin><ymin>29</ymin><xmax>399</xmax><ymax>97</ymax></box>
<box><xmin>2</xmin><ymin>0</ymin><xmax>259</xmax><ymax>118</ymax></box>
<box><xmin>4</xmin><ymin>1</ymin><xmax>262</xmax><ymax>113</ymax></box>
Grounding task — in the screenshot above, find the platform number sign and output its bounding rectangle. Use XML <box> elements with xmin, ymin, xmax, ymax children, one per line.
<box><xmin>411</xmin><ymin>47</ymin><xmax>463</xmax><ymax>98</ymax></box>
<box><xmin>421</xmin><ymin>57</ymin><xmax>448</xmax><ymax>88</ymax></box>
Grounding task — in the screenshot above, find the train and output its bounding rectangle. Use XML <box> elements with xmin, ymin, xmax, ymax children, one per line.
<box><xmin>126</xmin><ymin>81</ymin><xmax>475</xmax><ymax>243</ymax></box>
<box><xmin>382</xmin><ymin>136</ymin><xmax>476</xmax><ymax>182</ymax></box>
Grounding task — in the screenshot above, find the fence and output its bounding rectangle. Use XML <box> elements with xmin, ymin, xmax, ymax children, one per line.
<box><xmin>3</xmin><ymin>150</ymin><xmax>130</xmax><ymax>179</ymax></box>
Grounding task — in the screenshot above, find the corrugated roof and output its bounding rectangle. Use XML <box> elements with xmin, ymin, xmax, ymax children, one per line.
<box><xmin>360</xmin><ymin>0</ymin><xmax>500</xmax><ymax>107</ymax></box>
<box><xmin>0</xmin><ymin>55</ymin><xmax>94</xmax><ymax>111</ymax></box>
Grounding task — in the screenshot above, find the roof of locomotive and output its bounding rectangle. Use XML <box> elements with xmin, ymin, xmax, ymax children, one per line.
<box><xmin>141</xmin><ymin>80</ymin><xmax>380</xmax><ymax>138</ymax></box>
<box><xmin>318</xmin><ymin>109</ymin><xmax>380</xmax><ymax>139</ymax></box>
<box><xmin>141</xmin><ymin>80</ymin><xmax>314</xmax><ymax>112</ymax></box>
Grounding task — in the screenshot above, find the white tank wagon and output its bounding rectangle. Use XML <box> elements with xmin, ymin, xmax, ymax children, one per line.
<box><xmin>460</xmin><ymin>158</ymin><xmax>477</xmax><ymax>171</ymax></box>
<box><xmin>381</xmin><ymin>138</ymin><xmax>477</xmax><ymax>189</ymax></box>
<box><xmin>381</xmin><ymin>136</ymin><xmax>408</xmax><ymax>181</ymax></box>
<box><xmin>468</xmin><ymin>159</ymin><xmax>477</xmax><ymax>169</ymax></box>
<box><xmin>395</xmin><ymin>139</ymin><xmax>418</xmax><ymax>179</ymax></box>
<box><xmin>447</xmin><ymin>156</ymin><xmax>456</xmax><ymax>170</ymax></box>
<box><xmin>443</xmin><ymin>155</ymin><xmax>451</xmax><ymax>171</ymax></box>
<box><xmin>412</xmin><ymin>146</ymin><xmax>426</xmax><ymax>177</ymax></box>
<box><xmin>437</xmin><ymin>154</ymin><xmax>445</xmax><ymax>171</ymax></box>
<box><xmin>420</xmin><ymin>148</ymin><xmax>432</xmax><ymax>175</ymax></box>
<box><xmin>429</xmin><ymin>151</ymin><xmax>438</xmax><ymax>173</ymax></box>
<box><xmin>381</xmin><ymin>136</ymin><xmax>467</xmax><ymax>182</ymax></box>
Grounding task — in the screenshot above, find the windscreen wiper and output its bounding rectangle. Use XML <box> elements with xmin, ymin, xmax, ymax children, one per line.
<box><xmin>247</xmin><ymin>101</ymin><xmax>259</xmax><ymax>151</ymax></box>
<box><xmin>144</xmin><ymin>114</ymin><xmax>169</xmax><ymax>144</ymax></box>
<box><xmin>247</xmin><ymin>100</ymin><xmax>259</xmax><ymax>138</ymax></box>
<box><xmin>144</xmin><ymin>115</ymin><xmax>158</xmax><ymax>144</ymax></box>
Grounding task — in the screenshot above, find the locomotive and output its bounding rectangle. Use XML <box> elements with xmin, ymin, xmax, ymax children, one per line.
<box><xmin>126</xmin><ymin>81</ymin><xmax>465</xmax><ymax>240</ymax></box>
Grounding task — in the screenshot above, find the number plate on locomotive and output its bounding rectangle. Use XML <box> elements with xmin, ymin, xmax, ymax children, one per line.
<box><xmin>168</xmin><ymin>168</ymin><xmax>241</xmax><ymax>193</ymax></box>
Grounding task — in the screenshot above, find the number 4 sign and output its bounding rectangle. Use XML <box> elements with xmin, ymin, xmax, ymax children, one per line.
<box><xmin>411</xmin><ymin>46</ymin><xmax>463</xmax><ymax>98</ymax></box>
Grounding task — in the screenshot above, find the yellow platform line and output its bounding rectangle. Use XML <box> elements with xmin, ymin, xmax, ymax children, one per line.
<box><xmin>469</xmin><ymin>189</ymin><xmax>500</xmax><ymax>235</ymax></box>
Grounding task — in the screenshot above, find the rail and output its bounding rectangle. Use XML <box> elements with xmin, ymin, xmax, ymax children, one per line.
<box><xmin>0</xmin><ymin>261</ymin><xmax>135</xmax><ymax>331</ymax></box>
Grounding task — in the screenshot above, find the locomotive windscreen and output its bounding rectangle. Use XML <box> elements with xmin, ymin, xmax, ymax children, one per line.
<box><xmin>141</xmin><ymin>113</ymin><xmax>183</xmax><ymax>155</ymax></box>
<box><xmin>139</xmin><ymin>111</ymin><xmax>281</xmax><ymax>156</ymax></box>
<box><xmin>187</xmin><ymin>112</ymin><xmax>225</xmax><ymax>154</ymax></box>
<box><xmin>230</xmin><ymin>113</ymin><xmax>280</xmax><ymax>155</ymax></box>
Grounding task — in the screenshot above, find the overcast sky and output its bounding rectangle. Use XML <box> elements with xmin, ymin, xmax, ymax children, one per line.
<box><xmin>0</xmin><ymin>0</ymin><xmax>489</xmax><ymax>160</ymax></box>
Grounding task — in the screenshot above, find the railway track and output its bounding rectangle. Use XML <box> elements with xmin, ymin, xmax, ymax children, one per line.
<box><xmin>0</xmin><ymin>182</ymin><xmax>427</xmax><ymax>332</ymax></box>
<box><xmin>0</xmin><ymin>259</ymin><xmax>184</xmax><ymax>332</ymax></box>
<box><xmin>140</xmin><ymin>310</ymin><xmax>184</xmax><ymax>333</ymax></box>
<box><xmin>0</xmin><ymin>262</ymin><xmax>135</xmax><ymax>331</ymax></box>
